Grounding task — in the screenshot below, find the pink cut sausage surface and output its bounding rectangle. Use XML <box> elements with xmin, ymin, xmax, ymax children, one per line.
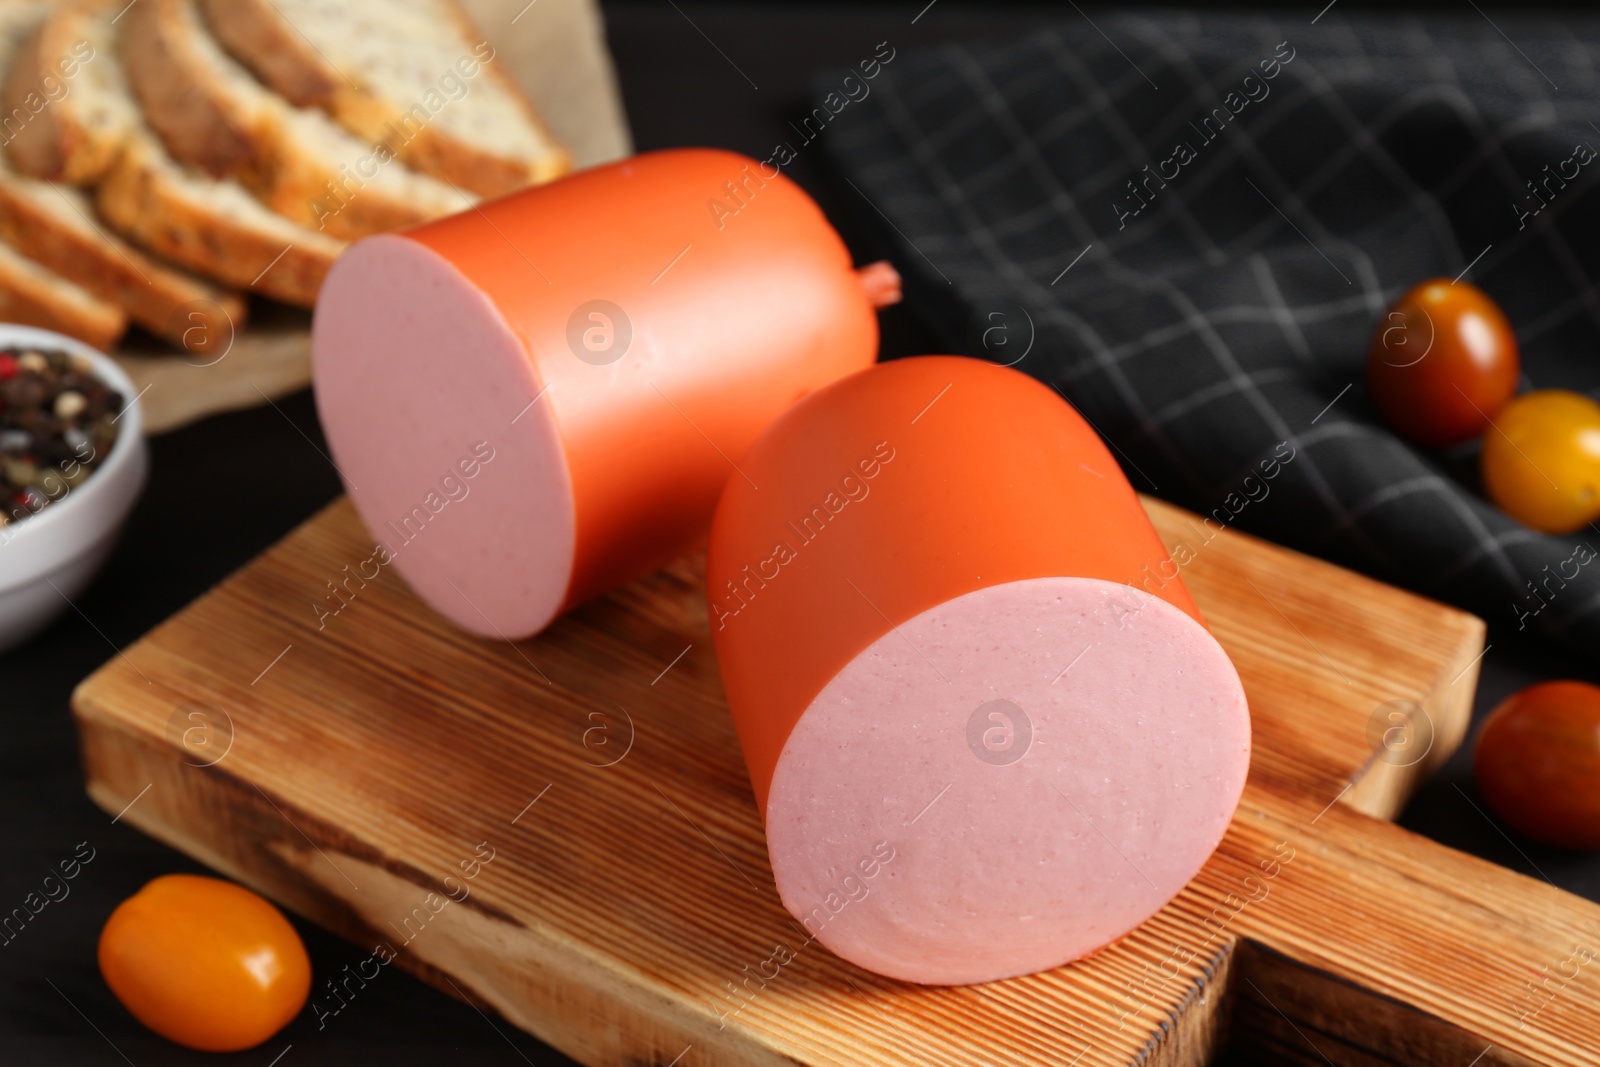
<box><xmin>769</xmin><ymin>577</ymin><xmax>1248</xmax><ymax>984</ymax></box>
<box><xmin>312</xmin><ymin>148</ymin><xmax>881</xmax><ymax>638</ymax></box>
<box><xmin>312</xmin><ymin>237</ymin><xmax>573</xmax><ymax>635</ymax></box>
<box><xmin>707</xmin><ymin>356</ymin><xmax>1251</xmax><ymax>985</ymax></box>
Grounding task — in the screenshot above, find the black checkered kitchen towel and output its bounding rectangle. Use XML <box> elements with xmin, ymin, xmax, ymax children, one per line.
<box><xmin>821</xmin><ymin>9</ymin><xmax>1600</xmax><ymax>656</ymax></box>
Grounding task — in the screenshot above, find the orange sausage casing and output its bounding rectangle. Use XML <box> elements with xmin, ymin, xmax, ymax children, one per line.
<box><xmin>711</xmin><ymin>356</ymin><xmax>1209</xmax><ymax>812</ymax></box>
<box><xmin>708</xmin><ymin>356</ymin><xmax>1250</xmax><ymax>984</ymax></box>
<box><xmin>313</xmin><ymin>148</ymin><xmax>886</xmax><ymax>638</ymax></box>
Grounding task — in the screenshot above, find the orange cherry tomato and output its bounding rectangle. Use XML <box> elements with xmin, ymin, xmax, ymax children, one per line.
<box><xmin>1367</xmin><ymin>278</ymin><xmax>1519</xmax><ymax>447</ymax></box>
<box><xmin>99</xmin><ymin>874</ymin><xmax>310</xmax><ymax>1051</ymax></box>
<box><xmin>1481</xmin><ymin>389</ymin><xmax>1600</xmax><ymax>535</ymax></box>
<box><xmin>1475</xmin><ymin>680</ymin><xmax>1600</xmax><ymax>850</ymax></box>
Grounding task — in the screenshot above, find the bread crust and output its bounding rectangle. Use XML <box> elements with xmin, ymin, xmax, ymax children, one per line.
<box><xmin>196</xmin><ymin>0</ymin><xmax>336</xmax><ymax>108</ymax></box>
<box><xmin>2</xmin><ymin>0</ymin><xmax>118</xmax><ymax>184</ymax></box>
<box><xmin>0</xmin><ymin>241</ymin><xmax>126</xmax><ymax>350</ymax></box>
<box><xmin>121</xmin><ymin>0</ymin><xmax>257</xmax><ymax>177</ymax></box>
<box><xmin>198</xmin><ymin>0</ymin><xmax>570</xmax><ymax>197</ymax></box>
<box><xmin>96</xmin><ymin>138</ymin><xmax>343</xmax><ymax>308</ymax></box>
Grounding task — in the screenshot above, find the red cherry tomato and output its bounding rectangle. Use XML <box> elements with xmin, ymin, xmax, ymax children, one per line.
<box><xmin>1475</xmin><ymin>680</ymin><xmax>1600</xmax><ymax>850</ymax></box>
<box><xmin>1367</xmin><ymin>279</ymin><xmax>1519</xmax><ymax>447</ymax></box>
<box><xmin>98</xmin><ymin>874</ymin><xmax>311</xmax><ymax>1051</ymax></box>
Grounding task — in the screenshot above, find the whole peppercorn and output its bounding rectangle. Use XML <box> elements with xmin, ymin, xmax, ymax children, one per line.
<box><xmin>0</xmin><ymin>346</ymin><xmax>123</xmax><ymax>527</ymax></box>
<box><xmin>54</xmin><ymin>391</ymin><xmax>87</xmax><ymax>420</ymax></box>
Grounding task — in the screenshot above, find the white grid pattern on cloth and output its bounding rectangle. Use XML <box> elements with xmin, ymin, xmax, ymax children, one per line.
<box><xmin>868</xmin><ymin>68</ymin><xmax>1214</xmax><ymax>499</ymax></box>
<box><xmin>1417</xmin><ymin>23</ymin><xmax>1600</xmax><ymax>342</ymax></box>
<box><xmin>822</xmin><ymin>10</ymin><xmax>1600</xmax><ymax>651</ymax></box>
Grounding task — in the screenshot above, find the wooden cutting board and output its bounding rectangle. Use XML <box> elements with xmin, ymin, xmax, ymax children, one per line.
<box><xmin>71</xmin><ymin>495</ymin><xmax>1600</xmax><ymax>1066</ymax></box>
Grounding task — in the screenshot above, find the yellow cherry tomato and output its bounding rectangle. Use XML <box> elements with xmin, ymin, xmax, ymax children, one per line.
<box><xmin>1481</xmin><ymin>389</ymin><xmax>1600</xmax><ymax>534</ymax></box>
<box><xmin>98</xmin><ymin>874</ymin><xmax>310</xmax><ymax>1051</ymax></box>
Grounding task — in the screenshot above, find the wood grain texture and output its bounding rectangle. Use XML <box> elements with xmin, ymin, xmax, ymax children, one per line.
<box><xmin>72</xmin><ymin>495</ymin><xmax>1600</xmax><ymax>1065</ymax></box>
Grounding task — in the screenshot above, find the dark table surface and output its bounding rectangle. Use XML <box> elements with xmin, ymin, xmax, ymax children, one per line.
<box><xmin>5</xmin><ymin>3</ymin><xmax>1599</xmax><ymax>1064</ymax></box>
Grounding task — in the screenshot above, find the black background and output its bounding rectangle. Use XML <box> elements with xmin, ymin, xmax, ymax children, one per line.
<box><xmin>4</xmin><ymin>3</ymin><xmax>1598</xmax><ymax>1064</ymax></box>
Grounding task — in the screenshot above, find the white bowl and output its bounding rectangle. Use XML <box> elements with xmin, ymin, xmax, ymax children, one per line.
<box><xmin>0</xmin><ymin>325</ymin><xmax>148</xmax><ymax>654</ymax></box>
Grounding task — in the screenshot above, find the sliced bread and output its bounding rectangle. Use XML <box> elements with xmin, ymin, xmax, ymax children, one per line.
<box><xmin>199</xmin><ymin>0</ymin><xmax>570</xmax><ymax>197</ymax></box>
<box><xmin>97</xmin><ymin>132</ymin><xmax>345</xmax><ymax>308</ymax></box>
<box><xmin>0</xmin><ymin>1</ymin><xmax>247</xmax><ymax>349</ymax></box>
<box><xmin>122</xmin><ymin>0</ymin><xmax>472</xmax><ymax>240</ymax></box>
<box><xmin>8</xmin><ymin>0</ymin><xmax>345</xmax><ymax>307</ymax></box>
<box><xmin>0</xmin><ymin>163</ymin><xmax>250</xmax><ymax>348</ymax></box>
<box><xmin>3</xmin><ymin>0</ymin><xmax>130</xmax><ymax>184</ymax></box>
<box><xmin>0</xmin><ymin>238</ymin><xmax>126</xmax><ymax>351</ymax></box>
